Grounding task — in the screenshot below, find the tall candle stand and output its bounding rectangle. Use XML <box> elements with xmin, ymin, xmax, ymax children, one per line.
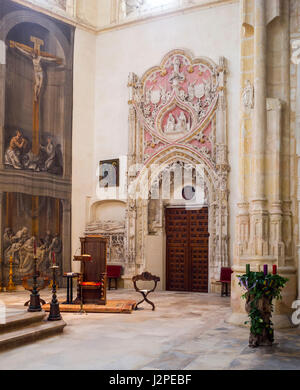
<box><xmin>27</xmin><ymin>254</ymin><xmax>42</xmax><ymax>312</ymax></box>
<box><xmin>48</xmin><ymin>265</ymin><xmax>62</xmax><ymax>321</ymax></box>
<box><xmin>7</xmin><ymin>256</ymin><xmax>16</xmax><ymax>292</ymax></box>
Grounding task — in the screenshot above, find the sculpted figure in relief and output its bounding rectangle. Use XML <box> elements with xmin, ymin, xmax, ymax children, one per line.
<box><xmin>169</xmin><ymin>57</ymin><xmax>185</xmax><ymax>88</ymax></box>
<box><xmin>164</xmin><ymin>113</ymin><xmax>176</xmax><ymax>133</ymax></box>
<box><xmin>242</xmin><ymin>80</ymin><xmax>254</xmax><ymax>109</ymax></box>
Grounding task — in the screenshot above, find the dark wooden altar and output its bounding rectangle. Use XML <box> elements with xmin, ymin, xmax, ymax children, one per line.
<box><xmin>74</xmin><ymin>236</ymin><xmax>108</xmax><ymax>305</ymax></box>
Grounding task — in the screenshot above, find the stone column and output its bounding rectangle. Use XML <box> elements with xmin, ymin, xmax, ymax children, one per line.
<box><xmin>249</xmin><ymin>0</ymin><xmax>268</xmax><ymax>258</ymax></box>
<box><xmin>267</xmin><ymin>99</ymin><xmax>284</xmax><ymax>264</ymax></box>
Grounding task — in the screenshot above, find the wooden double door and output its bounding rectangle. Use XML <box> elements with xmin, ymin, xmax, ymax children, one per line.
<box><xmin>166</xmin><ymin>207</ymin><xmax>209</xmax><ymax>293</ymax></box>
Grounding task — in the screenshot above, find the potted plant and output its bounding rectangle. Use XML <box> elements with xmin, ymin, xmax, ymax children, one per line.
<box><xmin>238</xmin><ymin>265</ymin><xmax>288</xmax><ymax>348</ymax></box>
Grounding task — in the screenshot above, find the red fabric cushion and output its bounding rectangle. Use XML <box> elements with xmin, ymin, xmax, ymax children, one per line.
<box><xmin>217</xmin><ymin>267</ymin><xmax>233</xmax><ymax>283</ymax></box>
<box><xmin>107</xmin><ymin>265</ymin><xmax>122</xmax><ymax>278</ymax></box>
<box><xmin>80</xmin><ymin>282</ymin><xmax>101</xmax><ymax>287</ymax></box>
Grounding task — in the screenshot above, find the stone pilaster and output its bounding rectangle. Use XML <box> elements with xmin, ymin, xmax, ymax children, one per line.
<box><xmin>230</xmin><ymin>0</ymin><xmax>295</xmax><ymax>328</ymax></box>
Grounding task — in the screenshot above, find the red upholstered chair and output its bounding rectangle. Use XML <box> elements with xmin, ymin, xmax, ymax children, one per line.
<box><xmin>217</xmin><ymin>267</ymin><xmax>233</xmax><ymax>297</ymax></box>
<box><xmin>74</xmin><ymin>250</ymin><xmax>107</xmax><ymax>305</ymax></box>
<box><xmin>107</xmin><ymin>265</ymin><xmax>122</xmax><ymax>290</ymax></box>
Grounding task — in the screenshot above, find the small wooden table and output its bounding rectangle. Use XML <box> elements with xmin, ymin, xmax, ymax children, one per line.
<box><xmin>63</xmin><ymin>273</ymin><xmax>79</xmax><ymax>304</ymax></box>
<box><xmin>132</xmin><ymin>272</ymin><xmax>160</xmax><ymax>311</ymax></box>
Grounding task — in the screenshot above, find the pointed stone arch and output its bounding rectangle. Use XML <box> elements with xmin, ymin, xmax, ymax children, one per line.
<box><xmin>125</xmin><ymin>49</ymin><xmax>229</xmax><ymax>290</ymax></box>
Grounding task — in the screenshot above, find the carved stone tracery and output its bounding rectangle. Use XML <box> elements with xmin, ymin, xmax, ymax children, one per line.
<box><xmin>126</xmin><ymin>49</ymin><xmax>229</xmax><ymax>283</ymax></box>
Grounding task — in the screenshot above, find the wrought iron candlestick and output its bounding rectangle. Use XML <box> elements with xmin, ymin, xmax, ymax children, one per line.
<box><xmin>7</xmin><ymin>256</ymin><xmax>16</xmax><ymax>292</ymax></box>
<box><xmin>27</xmin><ymin>254</ymin><xmax>42</xmax><ymax>312</ymax></box>
<box><xmin>48</xmin><ymin>265</ymin><xmax>62</xmax><ymax>321</ymax></box>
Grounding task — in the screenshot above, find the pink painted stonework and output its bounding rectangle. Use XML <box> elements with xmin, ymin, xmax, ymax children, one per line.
<box><xmin>135</xmin><ymin>52</ymin><xmax>218</xmax><ymax>162</ymax></box>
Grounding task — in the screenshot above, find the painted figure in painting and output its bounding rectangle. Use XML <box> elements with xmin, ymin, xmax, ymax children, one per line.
<box><xmin>4</xmin><ymin>130</ymin><xmax>28</xmax><ymax>169</ymax></box>
<box><xmin>3</xmin><ymin>227</ymin><xmax>62</xmax><ymax>277</ymax></box>
<box><xmin>40</xmin><ymin>137</ymin><xmax>56</xmax><ymax>171</ymax></box>
<box><xmin>10</xmin><ymin>39</ymin><xmax>62</xmax><ymax>102</ymax></box>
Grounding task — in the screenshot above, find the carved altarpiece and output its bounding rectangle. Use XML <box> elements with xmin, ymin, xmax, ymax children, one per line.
<box><xmin>126</xmin><ymin>49</ymin><xmax>230</xmax><ymax>285</ymax></box>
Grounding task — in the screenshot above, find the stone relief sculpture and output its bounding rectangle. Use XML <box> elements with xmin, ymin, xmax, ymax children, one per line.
<box><xmin>85</xmin><ymin>219</ymin><xmax>126</xmax><ymax>264</ymax></box>
<box><xmin>126</xmin><ymin>49</ymin><xmax>229</xmax><ymax>280</ymax></box>
<box><xmin>242</xmin><ymin>79</ymin><xmax>254</xmax><ymax>110</ymax></box>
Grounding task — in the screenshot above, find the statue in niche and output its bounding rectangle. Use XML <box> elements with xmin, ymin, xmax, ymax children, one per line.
<box><xmin>4</xmin><ymin>130</ymin><xmax>28</xmax><ymax>170</ymax></box>
<box><xmin>176</xmin><ymin>111</ymin><xmax>188</xmax><ymax>132</ymax></box>
<box><xmin>164</xmin><ymin>111</ymin><xmax>189</xmax><ymax>134</ymax></box>
<box><xmin>165</xmin><ymin>113</ymin><xmax>176</xmax><ymax>133</ymax></box>
<box><xmin>242</xmin><ymin>80</ymin><xmax>254</xmax><ymax>109</ymax></box>
<box><xmin>169</xmin><ymin>57</ymin><xmax>185</xmax><ymax>88</ymax></box>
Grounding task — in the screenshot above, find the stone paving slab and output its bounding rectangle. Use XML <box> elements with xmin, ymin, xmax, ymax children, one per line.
<box><xmin>0</xmin><ymin>289</ymin><xmax>299</xmax><ymax>370</ymax></box>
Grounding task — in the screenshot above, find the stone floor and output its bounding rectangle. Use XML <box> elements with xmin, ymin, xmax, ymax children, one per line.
<box><xmin>0</xmin><ymin>289</ymin><xmax>300</xmax><ymax>370</ymax></box>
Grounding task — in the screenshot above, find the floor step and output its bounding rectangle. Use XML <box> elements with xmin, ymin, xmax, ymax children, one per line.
<box><xmin>0</xmin><ymin>310</ymin><xmax>47</xmax><ymax>334</ymax></box>
<box><xmin>0</xmin><ymin>319</ymin><xmax>66</xmax><ymax>352</ymax></box>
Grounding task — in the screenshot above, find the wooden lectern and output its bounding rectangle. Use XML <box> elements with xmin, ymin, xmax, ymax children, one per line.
<box><xmin>74</xmin><ymin>236</ymin><xmax>108</xmax><ymax>305</ymax></box>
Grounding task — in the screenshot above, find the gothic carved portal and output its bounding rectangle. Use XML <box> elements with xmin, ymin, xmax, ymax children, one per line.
<box><xmin>126</xmin><ymin>49</ymin><xmax>230</xmax><ymax>285</ymax></box>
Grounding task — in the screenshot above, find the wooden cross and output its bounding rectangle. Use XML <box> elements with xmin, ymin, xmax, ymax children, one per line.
<box><xmin>9</xmin><ymin>36</ymin><xmax>63</xmax><ymax>155</ymax></box>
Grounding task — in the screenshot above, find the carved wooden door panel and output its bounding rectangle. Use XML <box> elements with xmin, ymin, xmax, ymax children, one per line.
<box><xmin>166</xmin><ymin>207</ymin><xmax>209</xmax><ymax>292</ymax></box>
<box><xmin>189</xmin><ymin>208</ymin><xmax>209</xmax><ymax>292</ymax></box>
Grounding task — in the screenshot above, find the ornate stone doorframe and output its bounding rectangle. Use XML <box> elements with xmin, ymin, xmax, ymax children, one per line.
<box><xmin>125</xmin><ymin>49</ymin><xmax>230</xmax><ymax>287</ymax></box>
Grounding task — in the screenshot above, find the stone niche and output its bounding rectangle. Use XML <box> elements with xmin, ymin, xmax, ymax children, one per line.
<box><xmin>85</xmin><ymin>200</ymin><xmax>126</xmax><ymax>266</ymax></box>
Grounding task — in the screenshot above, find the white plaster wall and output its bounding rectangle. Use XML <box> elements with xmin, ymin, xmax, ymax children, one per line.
<box><xmin>72</xmin><ymin>2</ymin><xmax>241</xmax><ymax>276</ymax></box>
<box><xmin>72</xmin><ymin>28</ymin><xmax>97</xmax><ymax>269</ymax></box>
<box><xmin>93</xmin><ymin>3</ymin><xmax>240</xmax><ymax>263</ymax></box>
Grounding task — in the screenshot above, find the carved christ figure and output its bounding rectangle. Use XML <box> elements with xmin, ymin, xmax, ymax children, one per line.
<box><xmin>10</xmin><ymin>37</ymin><xmax>63</xmax><ymax>101</ymax></box>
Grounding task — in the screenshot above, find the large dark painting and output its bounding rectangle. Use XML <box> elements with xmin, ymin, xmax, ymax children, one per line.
<box><xmin>2</xmin><ymin>193</ymin><xmax>63</xmax><ymax>285</ymax></box>
<box><xmin>0</xmin><ymin>0</ymin><xmax>74</xmax><ymax>288</ymax></box>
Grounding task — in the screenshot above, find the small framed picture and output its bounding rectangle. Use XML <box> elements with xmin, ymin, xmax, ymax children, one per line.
<box><xmin>99</xmin><ymin>159</ymin><xmax>120</xmax><ymax>188</ymax></box>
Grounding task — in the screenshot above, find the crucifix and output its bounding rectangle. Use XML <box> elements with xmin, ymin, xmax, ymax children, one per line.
<box><xmin>9</xmin><ymin>36</ymin><xmax>63</xmax><ymax>155</ymax></box>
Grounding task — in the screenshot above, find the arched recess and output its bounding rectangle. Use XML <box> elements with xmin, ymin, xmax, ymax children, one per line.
<box><xmin>85</xmin><ymin>199</ymin><xmax>127</xmax><ymax>265</ymax></box>
<box><xmin>125</xmin><ymin>49</ymin><xmax>230</xmax><ymax>290</ymax></box>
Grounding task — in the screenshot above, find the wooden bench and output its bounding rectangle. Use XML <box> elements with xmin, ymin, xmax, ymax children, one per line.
<box><xmin>107</xmin><ymin>265</ymin><xmax>122</xmax><ymax>290</ymax></box>
<box><xmin>132</xmin><ymin>272</ymin><xmax>160</xmax><ymax>311</ymax></box>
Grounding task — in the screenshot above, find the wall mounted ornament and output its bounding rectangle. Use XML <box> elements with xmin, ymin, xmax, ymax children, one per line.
<box><xmin>126</xmin><ymin>49</ymin><xmax>230</xmax><ymax>281</ymax></box>
<box><xmin>242</xmin><ymin>80</ymin><xmax>254</xmax><ymax>110</ymax></box>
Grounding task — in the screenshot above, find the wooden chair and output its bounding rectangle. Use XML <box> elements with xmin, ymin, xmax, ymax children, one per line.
<box><xmin>132</xmin><ymin>272</ymin><xmax>160</xmax><ymax>311</ymax></box>
<box><xmin>107</xmin><ymin>265</ymin><xmax>122</xmax><ymax>290</ymax></box>
<box><xmin>217</xmin><ymin>267</ymin><xmax>233</xmax><ymax>297</ymax></box>
<box><xmin>74</xmin><ymin>236</ymin><xmax>108</xmax><ymax>305</ymax></box>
